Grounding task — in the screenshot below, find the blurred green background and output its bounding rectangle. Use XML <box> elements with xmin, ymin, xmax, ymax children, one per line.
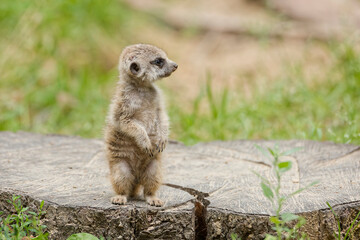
<box><xmin>0</xmin><ymin>0</ymin><xmax>359</xmax><ymax>145</ymax></box>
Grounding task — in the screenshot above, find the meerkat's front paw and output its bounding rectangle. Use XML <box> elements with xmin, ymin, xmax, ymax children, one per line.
<box><xmin>137</xmin><ymin>137</ymin><xmax>154</xmax><ymax>157</ymax></box>
<box><xmin>156</xmin><ymin>139</ymin><xmax>168</xmax><ymax>153</ymax></box>
<box><xmin>146</xmin><ymin>196</ymin><xmax>164</xmax><ymax>207</ymax></box>
<box><xmin>145</xmin><ymin>147</ymin><xmax>155</xmax><ymax>157</ymax></box>
<box><xmin>111</xmin><ymin>195</ymin><xmax>127</xmax><ymax>205</ymax></box>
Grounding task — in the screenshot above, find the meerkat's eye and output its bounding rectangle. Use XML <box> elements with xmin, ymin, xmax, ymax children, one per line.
<box><xmin>150</xmin><ymin>58</ymin><xmax>165</xmax><ymax>68</ymax></box>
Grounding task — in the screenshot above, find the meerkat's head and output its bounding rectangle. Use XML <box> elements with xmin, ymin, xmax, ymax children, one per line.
<box><xmin>119</xmin><ymin>44</ymin><xmax>178</xmax><ymax>83</ymax></box>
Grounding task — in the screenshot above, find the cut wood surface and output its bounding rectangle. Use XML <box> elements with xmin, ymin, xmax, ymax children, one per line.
<box><xmin>0</xmin><ymin>132</ymin><xmax>359</xmax><ymax>239</ymax></box>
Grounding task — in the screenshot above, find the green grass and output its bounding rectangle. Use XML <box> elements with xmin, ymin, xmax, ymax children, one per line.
<box><xmin>0</xmin><ymin>1</ymin><xmax>359</xmax><ymax>145</ymax></box>
<box><xmin>0</xmin><ymin>195</ymin><xmax>106</xmax><ymax>240</ymax></box>
<box><xmin>170</xmin><ymin>45</ymin><xmax>360</xmax><ymax>145</ymax></box>
<box><xmin>326</xmin><ymin>201</ymin><xmax>360</xmax><ymax>239</ymax></box>
<box><xmin>0</xmin><ymin>0</ymin><xmax>141</xmax><ymax>137</ymax></box>
<box><xmin>0</xmin><ymin>196</ymin><xmax>47</xmax><ymax>239</ymax></box>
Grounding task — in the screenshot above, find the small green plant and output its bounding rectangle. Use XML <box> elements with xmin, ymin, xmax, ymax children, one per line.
<box><xmin>0</xmin><ymin>195</ymin><xmax>48</xmax><ymax>239</ymax></box>
<box><xmin>0</xmin><ymin>196</ymin><xmax>105</xmax><ymax>240</ymax></box>
<box><xmin>230</xmin><ymin>232</ymin><xmax>241</xmax><ymax>240</ymax></box>
<box><xmin>66</xmin><ymin>233</ymin><xmax>104</xmax><ymax>240</ymax></box>
<box><xmin>326</xmin><ymin>201</ymin><xmax>360</xmax><ymax>240</ymax></box>
<box><xmin>254</xmin><ymin>145</ymin><xmax>318</xmax><ymax>240</ymax></box>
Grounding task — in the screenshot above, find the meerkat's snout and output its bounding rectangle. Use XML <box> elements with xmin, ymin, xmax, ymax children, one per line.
<box><xmin>163</xmin><ymin>61</ymin><xmax>178</xmax><ymax>78</ymax></box>
<box><xmin>172</xmin><ymin>62</ymin><xmax>178</xmax><ymax>72</ymax></box>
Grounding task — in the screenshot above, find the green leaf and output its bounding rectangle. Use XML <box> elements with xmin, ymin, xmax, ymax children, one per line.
<box><xmin>252</xmin><ymin>170</ymin><xmax>272</xmax><ymax>186</ymax></box>
<box><xmin>230</xmin><ymin>233</ymin><xmax>240</xmax><ymax>240</ymax></box>
<box><xmin>28</xmin><ymin>211</ymin><xmax>37</xmax><ymax>216</ymax></box>
<box><xmin>66</xmin><ymin>233</ymin><xmax>100</xmax><ymax>240</ymax></box>
<box><xmin>326</xmin><ymin>202</ymin><xmax>341</xmax><ymax>240</ymax></box>
<box><xmin>264</xmin><ymin>234</ymin><xmax>277</xmax><ymax>240</ymax></box>
<box><xmin>282</xmin><ymin>226</ymin><xmax>291</xmax><ymax>233</ymax></box>
<box><xmin>32</xmin><ymin>233</ymin><xmax>49</xmax><ymax>240</ymax></box>
<box><xmin>40</xmin><ymin>200</ymin><xmax>44</xmax><ymax>209</ymax></box>
<box><xmin>296</xmin><ymin>217</ymin><xmax>306</xmax><ymax>227</ymax></box>
<box><xmin>28</xmin><ymin>227</ymin><xmax>37</xmax><ymax>232</ymax></box>
<box><xmin>21</xmin><ymin>207</ymin><xmax>29</xmax><ymax>212</ymax></box>
<box><xmin>278</xmin><ymin>161</ymin><xmax>292</xmax><ymax>173</ymax></box>
<box><xmin>269</xmin><ymin>216</ymin><xmax>281</xmax><ymax>224</ymax></box>
<box><xmin>267</xmin><ymin>147</ymin><xmax>276</xmax><ymax>157</ymax></box>
<box><xmin>288</xmin><ymin>181</ymin><xmax>319</xmax><ymax>199</ymax></box>
<box><xmin>22</xmin><ymin>221</ymin><xmax>31</xmax><ymax>227</ymax></box>
<box><xmin>281</xmin><ymin>213</ymin><xmax>299</xmax><ymax>222</ymax></box>
<box><xmin>281</xmin><ymin>147</ymin><xmax>303</xmax><ymax>156</ymax></box>
<box><xmin>255</xmin><ymin>144</ymin><xmax>271</xmax><ymax>159</ymax></box>
<box><xmin>261</xmin><ymin>182</ymin><xmax>274</xmax><ymax>200</ymax></box>
<box><xmin>12</xmin><ymin>195</ymin><xmax>20</xmax><ymax>201</ymax></box>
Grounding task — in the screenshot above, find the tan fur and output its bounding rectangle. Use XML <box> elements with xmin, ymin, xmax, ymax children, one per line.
<box><xmin>104</xmin><ymin>44</ymin><xmax>178</xmax><ymax>207</ymax></box>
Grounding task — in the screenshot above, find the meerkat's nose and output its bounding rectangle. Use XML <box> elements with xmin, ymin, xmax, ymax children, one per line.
<box><xmin>172</xmin><ymin>63</ymin><xmax>178</xmax><ymax>72</ymax></box>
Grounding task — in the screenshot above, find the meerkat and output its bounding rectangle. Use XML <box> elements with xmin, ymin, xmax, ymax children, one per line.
<box><xmin>104</xmin><ymin>44</ymin><xmax>178</xmax><ymax>207</ymax></box>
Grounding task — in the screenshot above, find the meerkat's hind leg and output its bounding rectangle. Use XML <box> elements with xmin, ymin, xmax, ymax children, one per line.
<box><xmin>110</xmin><ymin>160</ymin><xmax>135</xmax><ymax>205</ymax></box>
<box><xmin>141</xmin><ymin>159</ymin><xmax>163</xmax><ymax>207</ymax></box>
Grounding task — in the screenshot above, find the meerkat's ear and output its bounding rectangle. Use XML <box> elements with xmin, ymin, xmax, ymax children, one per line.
<box><xmin>130</xmin><ymin>62</ymin><xmax>141</xmax><ymax>75</ymax></box>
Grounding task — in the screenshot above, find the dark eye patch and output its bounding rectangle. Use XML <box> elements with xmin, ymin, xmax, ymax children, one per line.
<box><xmin>150</xmin><ymin>58</ymin><xmax>165</xmax><ymax>68</ymax></box>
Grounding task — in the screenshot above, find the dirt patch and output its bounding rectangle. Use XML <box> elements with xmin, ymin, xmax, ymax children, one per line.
<box><xmin>116</xmin><ymin>0</ymin><xmax>358</xmax><ymax>102</ymax></box>
<box><xmin>137</xmin><ymin>26</ymin><xmax>333</xmax><ymax>101</ymax></box>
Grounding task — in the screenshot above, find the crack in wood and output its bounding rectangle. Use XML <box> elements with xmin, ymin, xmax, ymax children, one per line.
<box><xmin>321</xmin><ymin>200</ymin><xmax>360</xmax><ymax>210</ymax></box>
<box><xmin>194</xmin><ymin>199</ymin><xmax>209</xmax><ymax>240</ymax></box>
<box><xmin>324</xmin><ymin>146</ymin><xmax>360</xmax><ymax>164</ymax></box>
<box><xmin>164</xmin><ymin>183</ymin><xmax>210</xmax><ymax>240</ymax></box>
<box><xmin>161</xmin><ymin>199</ymin><xmax>193</xmax><ymax>211</ymax></box>
<box><xmin>164</xmin><ymin>183</ymin><xmax>209</xmax><ymax>199</ymax></box>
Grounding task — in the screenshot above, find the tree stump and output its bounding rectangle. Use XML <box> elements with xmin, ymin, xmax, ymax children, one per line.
<box><xmin>0</xmin><ymin>132</ymin><xmax>359</xmax><ymax>239</ymax></box>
